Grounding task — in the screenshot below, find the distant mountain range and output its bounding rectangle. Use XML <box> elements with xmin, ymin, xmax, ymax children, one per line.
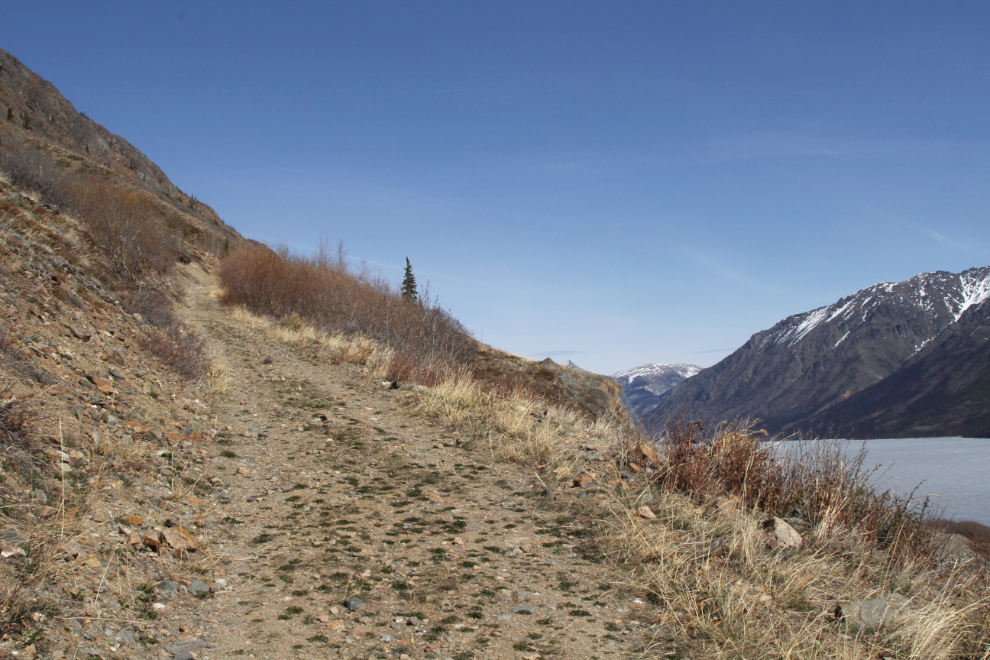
<box><xmin>644</xmin><ymin>266</ymin><xmax>990</xmax><ymax>438</ymax></box>
<box><xmin>612</xmin><ymin>363</ymin><xmax>701</xmax><ymax>421</ymax></box>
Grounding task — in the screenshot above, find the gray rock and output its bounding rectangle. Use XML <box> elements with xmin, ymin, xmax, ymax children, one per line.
<box><xmin>0</xmin><ymin>528</ymin><xmax>24</xmax><ymax>545</ymax></box>
<box><xmin>174</xmin><ymin>650</ymin><xmax>195</xmax><ymax>660</ymax></box>
<box><xmin>169</xmin><ymin>638</ymin><xmax>212</xmax><ymax>655</ymax></box>
<box><xmin>344</xmin><ymin>597</ymin><xmax>362</xmax><ymax>611</ymax></box>
<box><xmin>511</xmin><ymin>606</ymin><xmax>535</xmax><ymax>614</ymax></box>
<box><xmin>156</xmin><ymin>579</ymin><xmax>180</xmax><ymax>595</ymax></box>
<box><xmin>115</xmin><ymin>628</ymin><xmax>136</xmax><ymax>644</ymax></box>
<box><xmin>187</xmin><ymin>580</ymin><xmax>210</xmax><ymax>595</ymax></box>
<box><xmin>835</xmin><ymin>599</ymin><xmax>888</xmax><ymax>627</ymax></box>
<box><xmin>496</xmin><ymin>614</ymin><xmax>512</xmax><ymax>621</ymax></box>
<box><xmin>835</xmin><ymin>597</ymin><xmax>907</xmax><ymax>627</ymax></box>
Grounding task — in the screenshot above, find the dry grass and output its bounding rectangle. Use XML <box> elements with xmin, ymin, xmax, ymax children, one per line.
<box><xmin>412</xmin><ymin>370</ymin><xmax>990</xmax><ymax>658</ymax></box>
<box><xmin>655</xmin><ymin>421</ymin><xmax>942</xmax><ymax>571</ymax></box>
<box><xmin>604</xmin><ymin>487</ymin><xmax>989</xmax><ymax>659</ymax></box>
<box><xmin>416</xmin><ymin>371</ymin><xmax>626</xmax><ymax>477</ymax></box>
<box><xmin>225</xmin><ymin>305</ymin><xmax>396</xmax><ymax>378</ymax></box>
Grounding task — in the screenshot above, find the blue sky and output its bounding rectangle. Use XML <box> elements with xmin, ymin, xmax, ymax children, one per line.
<box><xmin>4</xmin><ymin>2</ymin><xmax>990</xmax><ymax>374</ymax></box>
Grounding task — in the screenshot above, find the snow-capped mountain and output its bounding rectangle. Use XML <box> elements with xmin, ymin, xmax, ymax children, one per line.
<box><xmin>811</xmin><ymin>293</ymin><xmax>990</xmax><ymax>438</ymax></box>
<box><xmin>613</xmin><ymin>363</ymin><xmax>702</xmax><ymax>420</ymax></box>
<box><xmin>647</xmin><ymin>266</ymin><xmax>990</xmax><ymax>437</ymax></box>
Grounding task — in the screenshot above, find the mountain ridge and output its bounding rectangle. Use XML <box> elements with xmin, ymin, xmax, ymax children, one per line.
<box><xmin>646</xmin><ymin>266</ymin><xmax>990</xmax><ymax>437</ymax></box>
<box><xmin>613</xmin><ymin>362</ymin><xmax>702</xmax><ymax>421</ymax></box>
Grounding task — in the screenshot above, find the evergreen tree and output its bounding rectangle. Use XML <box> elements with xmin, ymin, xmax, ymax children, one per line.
<box><xmin>401</xmin><ymin>257</ymin><xmax>418</xmax><ymax>302</ymax></box>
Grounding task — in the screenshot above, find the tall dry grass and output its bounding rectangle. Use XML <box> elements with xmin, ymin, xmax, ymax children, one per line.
<box><xmin>655</xmin><ymin>420</ymin><xmax>940</xmax><ymax>570</ymax></box>
<box><xmin>414</xmin><ymin>371</ymin><xmax>989</xmax><ymax>658</ymax></box>
<box><xmin>417</xmin><ymin>370</ymin><xmax>629</xmax><ymax>476</ymax></box>
<box><xmin>225</xmin><ymin>305</ymin><xmax>396</xmax><ymax>379</ymax></box>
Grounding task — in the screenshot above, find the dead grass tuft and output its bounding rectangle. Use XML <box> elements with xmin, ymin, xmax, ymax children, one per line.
<box><xmin>652</xmin><ymin>421</ymin><xmax>941</xmax><ymax>570</ymax></box>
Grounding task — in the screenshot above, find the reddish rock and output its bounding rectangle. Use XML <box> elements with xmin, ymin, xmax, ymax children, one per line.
<box><xmin>635</xmin><ymin>441</ymin><xmax>659</xmax><ymax>465</ymax></box>
<box><xmin>160</xmin><ymin>526</ymin><xmax>198</xmax><ymax>552</ymax></box>
<box><xmin>636</xmin><ymin>506</ymin><xmax>657</xmax><ymax>520</ymax></box>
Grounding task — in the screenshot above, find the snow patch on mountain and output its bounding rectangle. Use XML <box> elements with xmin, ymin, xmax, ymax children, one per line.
<box><xmin>613</xmin><ymin>363</ymin><xmax>702</xmax><ymax>383</ymax></box>
<box><xmin>613</xmin><ymin>363</ymin><xmax>703</xmax><ymax>418</ymax></box>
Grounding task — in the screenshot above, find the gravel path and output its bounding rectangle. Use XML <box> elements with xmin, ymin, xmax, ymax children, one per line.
<box><xmin>168</xmin><ymin>268</ymin><xmax>652</xmax><ymax>659</ymax></box>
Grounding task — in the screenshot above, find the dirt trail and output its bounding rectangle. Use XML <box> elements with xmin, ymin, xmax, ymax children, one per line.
<box><xmin>168</xmin><ymin>266</ymin><xmax>651</xmax><ymax>660</ymax></box>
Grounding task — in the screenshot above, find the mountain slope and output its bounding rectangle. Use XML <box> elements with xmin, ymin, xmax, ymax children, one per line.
<box><xmin>810</xmin><ymin>297</ymin><xmax>990</xmax><ymax>438</ymax></box>
<box><xmin>646</xmin><ymin>267</ymin><xmax>990</xmax><ymax>436</ymax></box>
<box><xmin>613</xmin><ymin>363</ymin><xmax>701</xmax><ymax>420</ymax></box>
<box><xmin>0</xmin><ymin>48</ymin><xmax>239</xmax><ymax>254</ymax></box>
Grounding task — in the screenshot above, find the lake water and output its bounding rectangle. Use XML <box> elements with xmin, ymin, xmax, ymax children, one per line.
<box><xmin>781</xmin><ymin>438</ymin><xmax>990</xmax><ymax>525</ymax></box>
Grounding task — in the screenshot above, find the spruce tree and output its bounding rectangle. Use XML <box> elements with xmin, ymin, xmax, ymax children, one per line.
<box><xmin>401</xmin><ymin>258</ymin><xmax>418</xmax><ymax>302</ymax></box>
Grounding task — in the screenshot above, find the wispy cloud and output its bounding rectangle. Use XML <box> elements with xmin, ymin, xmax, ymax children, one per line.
<box><xmin>924</xmin><ymin>229</ymin><xmax>985</xmax><ymax>256</ymax></box>
<box><xmin>682</xmin><ymin>249</ymin><xmax>768</xmax><ymax>290</ymax></box>
<box><xmin>700</xmin><ymin>131</ymin><xmax>953</xmax><ymax>164</ymax></box>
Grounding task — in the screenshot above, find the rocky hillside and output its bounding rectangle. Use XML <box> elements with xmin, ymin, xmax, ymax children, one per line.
<box><xmin>0</xmin><ymin>48</ymin><xmax>240</xmax><ymax>257</ymax></box>
<box><xmin>810</xmin><ymin>295</ymin><xmax>990</xmax><ymax>437</ymax></box>
<box><xmin>646</xmin><ymin>266</ymin><xmax>990</xmax><ymax>436</ymax></box>
<box><xmin>612</xmin><ymin>363</ymin><xmax>701</xmax><ymax>421</ymax></box>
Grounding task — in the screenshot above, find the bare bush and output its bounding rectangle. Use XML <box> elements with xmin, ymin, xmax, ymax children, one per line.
<box><xmin>139</xmin><ymin>325</ymin><xmax>208</xmax><ymax>380</ymax></box>
<box><xmin>1</xmin><ymin>130</ymin><xmax>176</xmax><ymax>281</ymax></box>
<box><xmin>651</xmin><ymin>421</ymin><xmax>940</xmax><ymax>568</ymax></box>
<box><xmin>0</xmin><ymin>130</ymin><xmax>68</xmax><ymax>202</ymax></box>
<box><xmin>219</xmin><ymin>244</ymin><xmax>475</xmax><ymax>382</ymax></box>
<box><xmin>121</xmin><ymin>287</ymin><xmax>179</xmax><ymax>329</ymax></box>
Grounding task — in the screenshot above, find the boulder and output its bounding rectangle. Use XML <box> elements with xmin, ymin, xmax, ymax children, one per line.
<box><xmin>762</xmin><ymin>517</ymin><xmax>803</xmax><ymax>550</ymax></box>
<box><xmin>834</xmin><ymin>598</ymin><xmax>902</xmax><ymax>627</ymax></box>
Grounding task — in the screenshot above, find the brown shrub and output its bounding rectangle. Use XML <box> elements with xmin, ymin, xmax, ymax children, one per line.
<box><xmin>0</xmin><ymin>130</ymin><xmax>69</xmax><ymax>201</ymax></box>
<box><xmin>139</xmin><ymin>325</ymin><xmax>207</xmax><ymax>380</ymax></box>
<box><xmin>121</xmin><ymin>287</ymin><xmax>179</xmax><ymax>329</ymax></box>
<box><xmin>57</xmin><ymin>176</ymin><xmax>174</xmax><ymax>280</ymax></box>
<box><xmin>219</xmin><ymin>244</ymin><xmax>475</xmax><ymax>383</ymax></box>
<box><xmin>1</xmin><ymin>130</ymin><xmax>176</xmax><ymax>281</ymax></box>
<box><xmin>651</xmin><ymin>420</ymin><xmax>939</xmax><ymax>567</ymax></box>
